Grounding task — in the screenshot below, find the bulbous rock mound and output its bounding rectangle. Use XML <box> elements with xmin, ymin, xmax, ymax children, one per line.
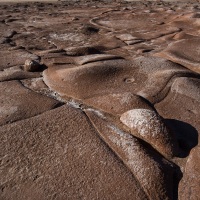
<box><xmin>43</xmin><ymin>56</ymin><xmax>196</xmax><ymax>103</ymax></box>
<box><xmin>85</xmin><ymin>108</ymin><xmax>175</xmax><ymax>200</ymax></box>
<box><xmin>120</xmin><ymin>109</ymin><xmax>179</xmax><ymax>159</ymax></box>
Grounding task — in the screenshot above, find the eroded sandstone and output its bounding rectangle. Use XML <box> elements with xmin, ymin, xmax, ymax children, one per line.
<box><xmin>0</xmin><ymin>1</ymin><xmax>200</xmax><ymax>200</ymax></box>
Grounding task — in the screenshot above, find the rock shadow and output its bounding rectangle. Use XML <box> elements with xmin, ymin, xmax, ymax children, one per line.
<box><xmin>165</xmin><ymin>119</ymin><xmax>198</xmax><ymax>158</ymax></box>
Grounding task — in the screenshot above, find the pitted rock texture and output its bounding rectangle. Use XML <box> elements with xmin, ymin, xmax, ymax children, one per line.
<box><xmin>85</xmin><ymin>109</ymin><xmax>175</xmax><ymax>200</ymax></box>
<box><xmin>0</xmin><ymin>105</ymin><xmax>148</xmax><ymax>200</ymax></box>
<box><xmin>0</xmin><ymin>1</ymin><xmax>200</xmax><ymax>200</ymax></box>
<box><xmin>120</xmin><ymin>109</ymin><xmax>179</xmax><ymax>159</ymax></box>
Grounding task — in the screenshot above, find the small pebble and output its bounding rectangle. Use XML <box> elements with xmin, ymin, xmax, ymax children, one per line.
<box><xmin>24</xmin><ymin>59</ymin><xmax>40</xmax><ymax>72</ymax></box>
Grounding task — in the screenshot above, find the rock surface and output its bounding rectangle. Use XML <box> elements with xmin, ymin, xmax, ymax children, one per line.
<box><xmin>120</xmin><ymin>109</ymin><xmax>179</xmax><ymax>159</ymax></box>
<box><xmin>43</xmin><ymin>56</ymin><xmax>197</xmax><ymax>104</ymax></box>
<box><xmin>155</xmin><ymin>39</ymin><xmax>200</xmax><ymax>74</ymax></box>
<box><xmin>0</xmin><ymin>80</ymin><xmax>60</xmax><ymax>126</ymax></box>
<box><xmin>179</xmin><ymin>146</ymin><xmax>200</xmax><ymax>200</ymax></box>
<box><xmin>24</xmin><ymin>59</ymin><xmax>41</xmax><ymax>72</ymax></box>
<box><xmin>84</xmin><ymin>93</ymin><xmax>154</xmax><ymax>115</ymax></box>
<box><xmin>0</xmin><ymin>1</ymin><xmax>200</xmax><ymax>200</ymax></box>
<box><xmin>0</xmin><ymin>105</ymin><xmax>148</xmax><ymax>200</ymax></box>
<box><xmin>85</xmin><ymin>108</ymin><xmax>175</xmax><ymax>200</ymax></box>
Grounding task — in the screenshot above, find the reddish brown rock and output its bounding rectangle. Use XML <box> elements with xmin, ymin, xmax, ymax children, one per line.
<box><xmin>0</xmin><ymin>1</ymin><xmax>200</xmax><ymax>199</ymax></box>
<box><xmin>155</xmin><ymin>77</ymin><xmax>200</xmax><ymax>134</ymax></box>
<box><xmin>179</xmin><ymin>146</ymin><xmax>200</xmax><ymax>200</ymax></box>
<box><xmin>0</xmin><ymin>50</ymin><xmax>39</xmax><ymax>70</ymax></box>
<box><xmin>0</xmin><ymin>104</ymin><xmax>148</xmax><ymax>200</ymax></box>
<box><xmin>173</xmin><ymin>31</ymin><xmax>200</xmax><ymax>40</ymax></box>
<box><xmin>73</xmin><ymin>54</ymin><xmax>122</xmax><ymax>65</ymax></box>
<box><xmin>0</xmin><ymin>80</ymin><xmax>60</xmax><ymax>126</ymax></box>
<box><xmin>84</xmin><ymin>93</ymin><xmax>154</xmax><ymax>115</ymax></box>
<box><xmin>0</xmin><ymin>66</ymin><xmax>41</xmax><ymax>82</ymax></box>
<box><xmin>155</xmin><ymin>77</ymin><xmax>200</xmax><ymax>171</ymax></box>
<box><xmin>65</xmin><ymin>46</ymin><xmax>101</xmax><ymax>56</ymax></box>
<box><xmin>120</xmin><ymin>109</ymin><xmax>179</xmax><ymax>159</ymax></box>
<box><xmin>43</xmin><ymin>56</ymin><xmax>196</xmax><ymax>104</ymax></box>
<box><xmin>24</xmin><ymin>59</ymin><xmax>41</xmax><ymax>72</ymax></box>
<box><xmin>20</xmin><ymin>77</ymin><xmax>50</xmax><ymax>94</ymax></box>
<box><xmin>155</xmin><ymin>39</ymin><xmax>200</xmax><ymax>73</ymax></box>
<box><xmin>40</xmin><ymin>52</ymin><xmax>72</xmax><ymax>66</ymax></box>
<box><xmin>85</xmin><ymin>108</ymin><xmax>175</xmax><ymax>200</ymax></box>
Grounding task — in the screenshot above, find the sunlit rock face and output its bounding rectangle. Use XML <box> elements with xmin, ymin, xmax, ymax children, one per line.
<box><xmin>120</xmin><ymin>109</ymin><xmax>179</xmax><ymax>159</ymax></box>
<box><xmin>85</xmin><ymin>108</ymin><xmax>175</xmax><ymax>200</ymax></box>
<box><xmin>1</xmin><ymin>1</ymin><xmax>200</xmax><ymax>200</ymax></box>
<box><xmin>43</xmin><ymin>56</ymin><xmax>195</xmax><ymax>103</ymax></box>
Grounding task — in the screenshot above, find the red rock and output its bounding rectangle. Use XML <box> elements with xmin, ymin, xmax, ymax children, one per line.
<box><xmin>0</xmin><ymin>66</ymin><xmax>41</xmax><ymax>82</ymax></box>
<box><xmin>120</xmin><ymin>109</ymin><xmax>179</xmax><ymax>159</ymax></box>
<box><xmin>24</xmin><ymin>59</ymin><xmax>41</xmax><ymax>72</ymax></box>
<box><xmin>0</xmin><ymin>50</ymin><xmax>39</xmax><ymax>70</ymax></box>
<box><xmin>155</xmin><ymin>39</ymin><xmax>200</xmax><ymax>73</ymax></box>
<box><xmin>84</xmin><ymin>93</ymin><xmax>154</xmax><ymax>115</ymax></box>
<box><xmin>0</xmin><ymin>104</ymin><xmax>148</xmax><ymax>200</ymax></box>
<box><xmin>0</xmin><ymin>80</ymin><xmax>60</xmax><ymax>126</ymax></box>
<box><xmin>43</xmin><ymin>56</ymin><xmax>196</xmax><ymax>104</ymax></box>
<box><xmin>85</xmin><ymin>108</ymin><xmax>175</xmax><ymax>200</ymax></box>
<box><xmin>179</xmin><ymin>146</ymin><xmax>200</xmax><ymax>200</ymax></box>
<box><xmin>0</xmin><ymin>2</ymin><xmax>200</xmax><ymax>199</ymax></box>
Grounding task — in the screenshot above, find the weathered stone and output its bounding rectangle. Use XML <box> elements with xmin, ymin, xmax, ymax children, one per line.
<box><xmin>0</xmin><ymin>80</ymin><xmax>60</xmax><ymax>126</ymax></box>
<box><xmin>120</xmin><ymin>109</ymin><xmax>179</xmax><ymax>159</ymax></box>
<box><xmin>0</xmin><ymin>104</ymin><xmax>147</xmax><ymax>200</ymax></box>
<box><xmin>24</xmin><ymin>59</ymin><xmax>40</xmax><ymax>72</ymax></box>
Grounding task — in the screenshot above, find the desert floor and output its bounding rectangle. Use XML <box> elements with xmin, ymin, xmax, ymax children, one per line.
<box><xmin>0</xmin><ymin>1</ymin><xmax>200</xmax><ymax>200</ymax></box>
